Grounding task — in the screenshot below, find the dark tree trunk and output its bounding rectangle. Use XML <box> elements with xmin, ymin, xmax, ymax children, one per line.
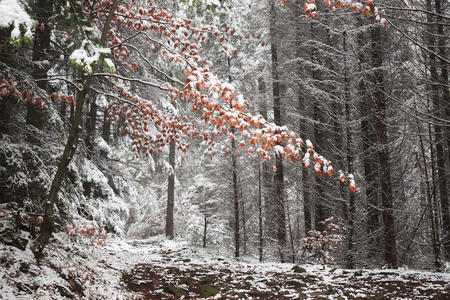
<box><xmin>28</xmin><ymin>0</ymin><xmax>53</xmax><ymax>130</ymax></box>
<box><xmin>0</xmin><ymin>24</ymin><xmax>14</xmax><ymax>64</ymax></box>
<box><xmin>0</xmin><ymin>96</ymin><xmax>18</xmax><ymax>135</ymax></box>
<box><xmin>203</xmin><ymin>216</ymin><xmax>207</xmax><ymax>248</ymax></box>
<box><xmin>257</xmin><ymin>77</ymin><xmax>267</xmax><ymax>263</ymax></box>
<box><xmin>101</xmin><ymin>109</ymin><xmax>111</xmax><ymax>158</ymax></box>
<box><xmin>355</xmin><ymin>19</ymin><xmax>380</xmax><ymax>260</ymax></box>
<box><xmin>31</xmin><ymin>75</ymin><xmax>91</xmax><ymax>259</ymax></box>
<box><xmin>240</xmin><ymin>188</ymin><xmax>247</xmax><ymax>255</ymax></box>
<box><xmin>371</xmin><ymin>26</ymin><xmax>397</xmax><ymax>268</ymax></box>
<box><xmin>85</xmin><ymin>100</ymin><xmax>98</xmax><ymax>157</ymax></box>
<box><xmin>30</xmin><ymin>0</ymin><xmax>119</xmax><ymax>259</ymax></box>
<box><xmin>228</xmin><ymin>57</ymin><xmax>240</xmax><ymax>258</ymax></box>
<box><xmin>433</xmin><ymin>0</ymin><xmax>450</xmax><ymax>261</ymax></box>
<box><xmin>312</xmin><ymin>82</ymin><xmax>328</xmax><ymax>232</ymax></box>
<box><xmin>0</xmin><ymin>26</ymin><xmax>16</xmax><ymax>134</ymax></box>
<box><xmin>83</xmin><ymin>100</ymin><xmax>98</xmax><ymax>198</ymax></box>
<box><xmin>359</xmin><ymin>80</ymin><xmax>380</xmax><ymax>259</ymax></box>
<box><xmin>258</xmin><ymin>163</ymin><xmax>264</xmax><ymax>262</ymax></box>
<box><xmin>232</xmin><ymin>138</ymin><xmax>240</xmax><ymax>258</ymax></box>
<box><xmin>302</xmin><ymin>167</ymin><xmax>312</xmax><ymax>235</ymax></box>
<box><xmin>294</xmin><ymin>3</ymin><xmax>312</xmax><ymax>237</ymax></box>
<box><xmin>287</xmin><ymin>205</ymin><xmax>296</xmax><ymax>263</ymax></box>
<box><xmin>429</xmin><ymin>120</ymin><xmax>442</xmax><ymax>270</ymax></box>
<box><xmin>416</xmin><ymin>104</ymin><xmax>442</xmax><ymax>270</ymax></box>
<box><xmin>270</xmin><ymin>2</ymin><xmax>286</xmax><ymax>262</ymax></box>
<box><xmin>165</xmin><ymin>142</ymin><xmax>176</xmax><ymax>239</ymax></box>
<box><xmin>343</xmin><ymin>31</ymin><xmax>356</xmax><ymax>269</ymax></box>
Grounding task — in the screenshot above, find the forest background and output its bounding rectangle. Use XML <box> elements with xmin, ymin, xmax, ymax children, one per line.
<box><xmin>0</xmin><ymin>0</ymin><xmax>449</xmax><ymax>273</ymax></box>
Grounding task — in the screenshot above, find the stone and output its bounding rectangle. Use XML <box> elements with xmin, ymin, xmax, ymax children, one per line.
<box><xmin>0</xmin><ymin>229</ymin><xmax>28</xmax><ymax>250</ymax></box>
<box><xmin>199</xmin><ymin>284</ymin><xmax>219</xmax><ymax>297</ymax></box>
<box><xmin>292</xmin><ymin>265</ymin><xmax>307</xmax><ymax>273</ymax></box>
<box><xmin>163</xmin><ymin>285</ymin><xmax>186</xmax><ymax>297</ymax></box>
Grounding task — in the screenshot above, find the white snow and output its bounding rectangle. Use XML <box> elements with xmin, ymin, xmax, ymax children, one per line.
<box><xmin>1</xmin><ymin>235</ymin><xmax>450</xmax><ymax>299</ymax></box>
<box><xmin>0</xmin><ymin>0</ymin><xmax>33</xmax><ymax>39</ymax></box>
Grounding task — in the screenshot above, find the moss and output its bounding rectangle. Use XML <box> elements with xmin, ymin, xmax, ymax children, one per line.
<box><xmin>199</xmin><ymin>284</ymin><xmax>219</xmax><ymax>297</ymax></box>
<box><xmin>163</xmin><ymin>285</ymin><xmax>186</xmax><ymax>297</ymax></box>
<box><xmin>19</xmin><ymin>262</ymin><xmax>30</xmax><ymax>272</ymax></box>
<box><xmin>292</xmin><ymin>265</ymin><xmax>307</xmax><ymax>273</ymax></box>
<box><xmin>367</xmin><ymin>293</ymin><xmax>386</xmax><ymax>300</ymax></box>
<box><xmin>0</xmin><ymin>228</ymin><xmax>28</xmax><ymax>250</ymax></box>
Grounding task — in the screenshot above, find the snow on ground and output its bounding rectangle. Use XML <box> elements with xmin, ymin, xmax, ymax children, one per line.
<box><xmin>1</xmin><ymin>235</ymin><xmax>449</xmax><ymax>299</ymax></box>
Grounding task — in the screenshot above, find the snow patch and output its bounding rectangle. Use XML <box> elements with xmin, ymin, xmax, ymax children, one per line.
<box><xmin>0</xmin><ymin>0</ymin><xmax>33</xmax><ymax>39</ymax></box>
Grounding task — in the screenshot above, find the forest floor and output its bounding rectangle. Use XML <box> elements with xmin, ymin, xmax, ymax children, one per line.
<box><xmin>1</xmin><ymin>236</ymin><xmax>449</xmax><ymax>299</ymax></box>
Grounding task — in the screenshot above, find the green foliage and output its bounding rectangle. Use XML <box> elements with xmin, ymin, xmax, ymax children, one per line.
<box><xmin>180</xmin><ymin>0</ymin><xmax>227</xmax><ymax>12</ymax></box>
<box><xmin>68</xmin><ymin>40</ymin><xmax>113</xmax><ymax>74</ymax></box>
<box><xmin>9</xmin><ymin>32</ymin><xmax>32</xmax><ymax>47</ymax></box>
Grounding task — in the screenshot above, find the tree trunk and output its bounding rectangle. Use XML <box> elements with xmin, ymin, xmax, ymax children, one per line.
<box><xmin>228</xmin><ymin>57</ymin><xmax>240</xmax><ymax>258</ymax></box>
<box><xmin>371</xmin><ymin>26</ymin><xmax>397</xmax><ymax>268</ymax></box>
<box><xmin>258</xmin><ymin>162</ymin><xmax>264</xmax><ymax>262</ymax></box>
<box><xmin>165</xmin><ymin>142</ymin><xmax>176</xmax><ymax>239</ymax></box>
<box><xmin>312</xmin><ymin>80</ymin><xmax>328</xmax><ymax>232</ymax></box>
<box><xmin>0</xmin><ymin>24</ymin><xmax>14</xmax><ymax>64</ymax></box>
<box><xmin>294</xmin><ymin>5</ymin><xmax>312</xmax><ymax>237</ymax></box>
<box><xmin>355</xmin><ymin>19</ymin><xmax>380</xmax><ymax>260</ymax></box>
<box><xmin>287</xmin><ymin>205</ymin><xmax>296</xmax><ymax>263</ymax></box>
<box><xmin>83</xmin><ymin>99</ymin><xmax>98</xmax><ymax>198</ymax></box>
<box><xmin>343</xmin><ymin>31</ymin><xmax>356</xmax><ymax>269</ymax></box>
<box><xmin>416</xmin><ymin>102</ymin><xmax>442</xmax><ymax>270</ymax></box>
<box><xmin>101</xmin><ymin>109</ymin><xmax>111</xmax><ymax>158</ymax></box>
<box><xmin>203</xmin><ymin>216</ymin><xmax>207</xmax><ymax>248</ymax></box>
<box><xmin>302</xmin><ymin>166</ymin><xmax>312</xmax><ymax>235</ymax></box>
<box><xmin>257</xmin><ymin>77</ymin><xmax>267</xmax><ymax>263</ymax></box>
<box><xmin>30</xmin><ymin>0</ymin><xmax>119</xmax><ymax>259</ymax></box>
<box><xmin>429</xmin><ymin>120</ymin><xmax>443</xmax><ymax>270</ymax></box>
<box><xmin>31</xmin><ymin>76</ymin><xmax>91</xmax><ymax>259</ymax></box>
<box><xmin>28</xmin><ymin>0</ymin><xmax>53</xmax><ymax>130</ymax></box>
<box><xmin>232</xmin><ymin>138</ymin><xmax>240</xmax><ymax>258</ymax></box>
<box><xmin>0</xmin><ymin>26</ymin><xmax>15</xmax><ymax>134</ymax></box>
<box><xmin>0</xmin><ymin>96</ymin><xmax>17</xmax><ymax>135</ymax></box>
<box><xmin>240</xmin><ymin>187</ymin><xmax>247</xmax><ymax>255</ymax></box>
<box><xmin>69</xmin><ymin>101</ymin><xmax>75</xmax><ymax>124</ymax></box>
<box><xmin>85</xmin><ymin>100</ymin><xmax>98</xmax><ymax>157</ymax></box>
<box><xmin>359</xmin><ymin>78</ymin><xmax>380</xmax><ymax>259</ymax></box>
<box><xmin>432</xmin><ymin>0</ymin><xmax>450</xmax><ymax>261</ymax></box>
<box><xmin>270</xmin><ymin>2</ymin><xmax>286</xmax><ymax>262</ymax></box>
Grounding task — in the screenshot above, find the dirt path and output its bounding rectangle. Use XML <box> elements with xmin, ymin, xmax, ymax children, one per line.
<box><xmin>119</xmin><ymin>243</ymin><xmax>450</xmax><ymax>299</ymax></box>
<box><xmin>3</xmin><ymin>237</ymin><xmax>448</xmax><ymax>299</ymax></box>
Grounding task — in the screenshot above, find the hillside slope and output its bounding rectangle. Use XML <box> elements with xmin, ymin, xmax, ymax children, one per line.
<box><xmin>1</xmin><ymin>237</ymin><xmax>449</xmax><ymax>299</ymax></box>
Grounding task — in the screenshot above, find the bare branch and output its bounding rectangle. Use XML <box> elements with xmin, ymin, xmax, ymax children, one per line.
<box><xmin>93</xmin><ymin>73</ymin><xmax>168</xmax><ymax>90</ymax></box>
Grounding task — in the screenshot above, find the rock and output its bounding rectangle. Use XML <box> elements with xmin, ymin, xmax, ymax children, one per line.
<box><xmin>284</xmin><ymin>280</ymin><xmax>306</xmax><ymax>288</ymax></box>
<box><xmin>0</xmin><ymin>228</ymin><xmax>28</xmax><ymax>250</ymax></box>
<box><xmin>201</xmin><ymin>275</ymin><xmax>216</xmax><ymax>284</ymax></box>
<box><xmin>247</xmin><ymin>290</ymin><xmax>274</xmax><ymax>298</ymax></box>
<box><xmin>163</xmin><ymin>285</ymin><xmax>186</xmax><ymax>297</ymax></box>
<box><xmin>292</xmin><ymin>265</ymin><xmax>307</xmax><ymax>273</ymax></box>
<box><xmin>19</xmin><ymin>262</ymin><xmax>30</xmax><ymax>273</ymax></box>
<box><xmin>181</xmin><ymin>277</ymin><xmax>194</xmax><ymax>285</ymax></box>
<box><xmin>199</xmin><ymin>284</ymin><xmax>219</xmax><ymax>297</ymax></box>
